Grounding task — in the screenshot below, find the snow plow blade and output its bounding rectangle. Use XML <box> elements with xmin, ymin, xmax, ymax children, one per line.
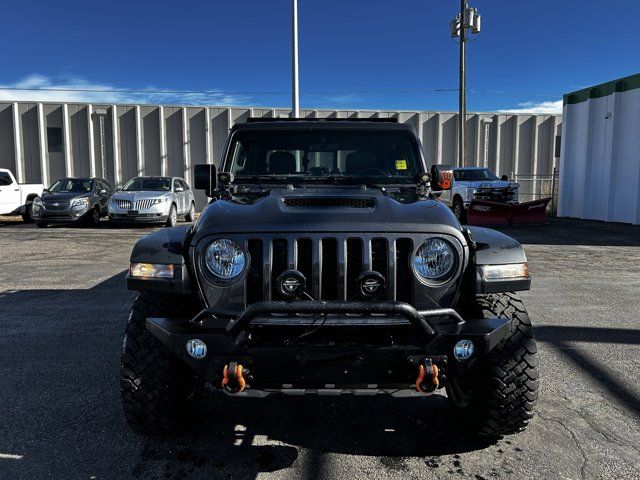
<box><xmin>467</xmin><ymin>198</ymin><xmax>552</xmax><ymax>226</ymax></box>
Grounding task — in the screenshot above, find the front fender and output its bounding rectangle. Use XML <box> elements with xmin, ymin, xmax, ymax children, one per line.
<box><xmin>127</xmin><ymin>225</ymin><xmax>192</xmax><ymax>293</ymax></box>
<box><xmin>467</xmin><ymin>226</ymin><xmax>530</xmax><ymax>293</ymax></box>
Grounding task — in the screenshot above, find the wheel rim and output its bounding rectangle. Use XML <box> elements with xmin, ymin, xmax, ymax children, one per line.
<box><xmin>454</xmin><ymin>202</ymin><xmax>462</xmax><ymax>219</ymax></box>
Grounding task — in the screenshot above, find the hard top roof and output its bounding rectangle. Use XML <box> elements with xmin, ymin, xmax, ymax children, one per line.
<box><xmin>231</xmin><ymin>118</ymin><xmax>418</xmax><ymax>134</ymax></box>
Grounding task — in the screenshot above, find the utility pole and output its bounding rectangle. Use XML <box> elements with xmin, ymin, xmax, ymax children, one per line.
<box><xmin>451</xmin><ymin>2</ymin><xmax>481</xmax><ymax>167</ymax></box>
<box><xmin>291</xmin><ymin>0</ymin><xmax>300</xmax><ymax>118</ymax></box>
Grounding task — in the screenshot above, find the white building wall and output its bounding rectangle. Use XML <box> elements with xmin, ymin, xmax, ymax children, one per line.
<box><xmin>0</xmin><ymin>101</ymin><xmax>562</xmax><ymax>209</ymax></box>
<box><xmin>559</xmin><ymin>74</ymin><xmax>640</xmax><ymax>225</ymax></box>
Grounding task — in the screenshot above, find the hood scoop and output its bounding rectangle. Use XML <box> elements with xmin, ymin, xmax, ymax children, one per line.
<box><xmin>282</xmin><ymin>197</ymin><xmax>376</xmax><ymax>209</ymax></box>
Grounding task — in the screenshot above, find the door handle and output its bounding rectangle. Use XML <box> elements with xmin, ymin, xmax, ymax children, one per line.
<box><xmin>14</xmin><ymin>188</ymin><xmax>19</xmax><ymax>191</ymax></box>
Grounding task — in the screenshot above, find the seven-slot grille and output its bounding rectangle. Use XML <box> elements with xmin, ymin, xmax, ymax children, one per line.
<box><xmin>244</xmin><ymin>234</ymin><xmax>415</xmax><ymax>305</ymax></box>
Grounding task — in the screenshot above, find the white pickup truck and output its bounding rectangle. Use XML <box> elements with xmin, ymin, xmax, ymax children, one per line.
<box><xmin>438</xmin><ymin>166</ymin><xmax>519</xmax><ymax>222</ymax></box>
<box><xmin>0</xmin><ymin>168</ymin><xmax>45</xmax><ymax>221</ymax></box>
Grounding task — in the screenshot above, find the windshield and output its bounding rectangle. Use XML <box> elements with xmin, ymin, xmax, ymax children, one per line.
<box><xmin>49</xmin><ymin>179</ymin><xmax>93</xmax><ymax>193</ymax></box>
<box><xmin>227</xmin><ymin>129</ymin><xmax>422</xmax><ymax>184</ymax></box>
<box><xmin>453</xmin><ymin>169</ymin><xmax>499</xmax><ymax>181</ymax></box>
<box><xmin>122</xmin><ymin>177</ymin><xmax>172</xmax><ymax>192</ymax></box>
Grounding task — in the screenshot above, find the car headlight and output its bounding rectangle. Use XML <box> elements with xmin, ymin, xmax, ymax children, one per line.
<box><xmin>204</xmin><ymin>239</ymin><xmax>246</xmax><ymax>282</ymax></box>
<box><xmin>465</xmin><ymin>188</ymin><xmax>476</xmax><ymax>200</ymax></box>
<box><xmin>71</xmin><ymin>197</ymin><xmax>89</xmax><ymax>208</ymax></box>
<box><xmin>33</xmin><ymin>197</ymin><xmax>42</xmax><ymax>205</ymax></box>
<box><xmin>151</xmin><ymin>198</ymin><xmax>167</xmax><ymax>205</ymax></box>
<box><xmin>413</xmin><ymin>238</ymin><xmax>455</xmax><ymax>282</ymax></box>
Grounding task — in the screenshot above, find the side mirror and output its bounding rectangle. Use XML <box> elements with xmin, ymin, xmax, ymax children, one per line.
<box><xmin>175</xmin><ymin>186</ymin><xmax>184</xmax><ymax>193</ymax></box>
<box><xmin>42</xmin><ymin>188</ymin><xmax>48</xmax><ymax>193</ymax></box>
<box><xmin>115</xmin><ymin>186</ymin><xmax>122</xmax><ymax>191</ymax></box>
<box><xmin>430</xmin><ymin>164</ymin><xmax>453</xmax><ymax>191</ymax></box>
<box><xmin>194</xmin><ymin>164</ymin><xmax>217</xmax><ymax>195</ymax></box>
<box><xmin>501</xmin><ymin>175</ymin><xmax>509</xmax><ymax>181</ymax></box>
<box><xmin>99</xmin><ymin>189</ymin><xmax>107</xmax><ymax>195</ymax></box>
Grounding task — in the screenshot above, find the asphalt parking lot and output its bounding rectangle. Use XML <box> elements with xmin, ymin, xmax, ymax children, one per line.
<box><xmin>0</xmin><ymin>217</ymin><xmax>639</xmax><ymax>480</ymax></box>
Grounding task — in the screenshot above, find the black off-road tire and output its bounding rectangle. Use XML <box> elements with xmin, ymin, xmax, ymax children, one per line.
<box><xmin>447</xmin><ymin>292</ymin><xmax>539</xmax><ymax>436</ymax></box>
<box><xmin>121</xmin><ymin>291</ymin><xmax>203</xmax><ymax>435</ymax></box>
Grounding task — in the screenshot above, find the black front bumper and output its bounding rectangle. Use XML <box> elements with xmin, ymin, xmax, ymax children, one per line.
<box><xmin>147</xmin><ymin>301</ymin><xmax>510</xmax><ymax>393</ymax></box>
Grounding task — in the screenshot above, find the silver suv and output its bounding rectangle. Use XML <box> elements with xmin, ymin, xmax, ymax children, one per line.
<box><xmin>108</xmin><ymin>176</ymin><xmax>196</xmax><ymax>227</ymax></box>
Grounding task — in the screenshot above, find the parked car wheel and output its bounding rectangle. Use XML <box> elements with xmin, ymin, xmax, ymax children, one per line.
<box><xmin>453</xmin><ymin>196</ymin><xmax>467</xmax><ymax>224</ymax></box>
<box><xmin>447</xmin><ymin>292</ymin><xmax>539</xmax><ymax>436</ymax></box>
<box><xmin>165</xmin><ymin>204</ymin><xmax>177</xmax><ymax>227</ymax></box>
<box><xmin>86</xmin><ymin>207</ymin><xmax>100</xmax><ymax>227</ymax></box>
<box><xmin>185</xmin><ymin>202</ymin><xmax>196</xmax><ymax>222</ymax></box>
<box><xmin>121</xmin><ymin>291</ymin><xmax>203</xmax><ymax>435</ymax></box>
<box><xmin>21</xmin><ymin>202</ymin><xmax>34</xmax><ymax>223</ymax></box>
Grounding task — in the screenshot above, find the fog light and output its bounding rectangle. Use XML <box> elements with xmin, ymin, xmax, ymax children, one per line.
<box><xmin>186</xmin><ymin>339</ymin><xmax>207</xmax><ymax>359</ymax></box>
<box><xmin>453</xmin><ymin>340</ymin><xmax>474</xmax><ymax>361</ymax></box>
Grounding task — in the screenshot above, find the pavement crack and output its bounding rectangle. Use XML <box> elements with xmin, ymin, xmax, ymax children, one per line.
<box><xmin>538</xmin><ymin>412</ymin><xmax>588</xmax><ymax>480</ymax></box>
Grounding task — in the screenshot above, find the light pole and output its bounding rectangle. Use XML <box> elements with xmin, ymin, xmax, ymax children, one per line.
<box><xmin>291</xmin><ymin>0</ymin><xmax>300</xmax><ymax>118</ymax></box>
<box><xmin>451</xmin><ymin>2</ymin><xmax>481</xmax><ymax>167</ymax></box>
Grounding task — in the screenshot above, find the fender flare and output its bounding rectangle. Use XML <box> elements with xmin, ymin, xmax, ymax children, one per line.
<box><xmin>467</xmin><ymin>226</ymin><xmax>530</xmax><ymax>293</ymax></box>
<box><xmin>127</xmin><ymin>225</ymin><xmax>192</xmax><ymax>293</ymax></box>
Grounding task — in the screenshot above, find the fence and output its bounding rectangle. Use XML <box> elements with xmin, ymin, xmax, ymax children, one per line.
<box><xmin>513</xmin><ymin>168</ymin><xmax>559</xmax><ymax>216</ymax></box>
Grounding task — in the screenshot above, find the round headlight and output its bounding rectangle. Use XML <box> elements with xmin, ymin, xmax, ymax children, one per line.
<box><xmin>413</xmin><ymin>238</ymin><xmax>455</xmax><ymax>281</ymax></box>
<box><xmin>204</xmin><ymin>239</ymin><xmax>246</xmax><ymax>281</ymax></box>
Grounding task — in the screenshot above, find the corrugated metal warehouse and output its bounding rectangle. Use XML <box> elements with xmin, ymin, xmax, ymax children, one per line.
<box><xmin>0</xmin><ymin>101</ymin><xmax>561</xmax><ymax>207</ymax></box>
<box><xmin>559</xmin><ymin>73</ymin><xmax>640</xmax><ymax>225</ymax></box>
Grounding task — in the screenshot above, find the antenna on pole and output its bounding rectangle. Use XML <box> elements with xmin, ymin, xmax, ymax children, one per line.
<box><xmin>291</xmin><ymin>0</ymin><xmax>300</xmax><ymax>118</ymax></box>
<box><xmin>451</xmin><ymin>1</ymin><xmax>481</xmax><ymax>168</ymax></box>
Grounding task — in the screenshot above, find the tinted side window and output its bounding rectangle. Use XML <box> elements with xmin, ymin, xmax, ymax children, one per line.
<box><xmin>0</xmin><ymin>172</ymin><xmax>13</xmax><ymax>186</ymax></box>
<box><xmin>179</xmin><ymin>179</ymin><xmax>190</xmax><ymax>190</ymax></box>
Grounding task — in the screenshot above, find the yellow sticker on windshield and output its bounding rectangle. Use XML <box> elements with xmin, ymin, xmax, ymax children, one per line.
<box><xmin>395</xmin><ymin>159</ymin><xmax>407</xmax><ymax>170</ymax></box>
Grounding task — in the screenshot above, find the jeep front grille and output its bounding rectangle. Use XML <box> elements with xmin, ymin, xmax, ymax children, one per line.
<box><xmin>244</xmin><ymin>234</ymin><xmax>414</xmax><ymax>304</ymax></box>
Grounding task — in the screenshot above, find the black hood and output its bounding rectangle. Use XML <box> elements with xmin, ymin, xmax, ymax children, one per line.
<box><xmin>193</xmin><ymin>187</ymin><xmax>461</xmax><ymax>236</ymax></box>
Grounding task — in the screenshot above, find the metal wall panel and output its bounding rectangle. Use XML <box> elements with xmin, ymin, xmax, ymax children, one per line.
<box><xmin>0</xmin><ymin>101</ymin><xmax>561</xmax><ymax>209</ymax></box>
<box><xmin>0</xmin><ymin>105</ymin><xmax>14</xmax><ymax>173</ymax></box>
<box><xmin>559</xmin><ymin>78</ymin><xmax>640</xmax><ymax>225</ymax></box>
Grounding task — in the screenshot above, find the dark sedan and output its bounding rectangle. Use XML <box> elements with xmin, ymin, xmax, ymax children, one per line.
<box><xmin>32</xmin><ymin>177</ymin><xmax>114</xmax><ymax>227</ymax></box>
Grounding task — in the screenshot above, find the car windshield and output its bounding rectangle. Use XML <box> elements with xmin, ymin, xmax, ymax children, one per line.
<box><xmin>122</xmin><ymin>177</ymin><xmax>172</xmax><ymax>192</ymax></box>
<box><xmin>49</xmin><ymin>179</ymin><xmax>93</xmax><ymax>193</ymax></box>
<box><xmin>454</xmin><ymin>169</ymin><xmax>500</xmax><ymax>181</ymax></box>
<box><xmin>227</xmin><ymin>129</ymin><xmax>422</xmax><ymax>184</ymax></box>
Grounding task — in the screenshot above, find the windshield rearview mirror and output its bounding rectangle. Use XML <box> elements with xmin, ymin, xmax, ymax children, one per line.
<box><xmin>430</xmin><ymin>164</ymin><xmax>453</xmax><ymax>191</ymax></box>
<box><xmin>194</xmin><ymin>164</ymin><xmax>217</xmax><ymax>195</ymax></box>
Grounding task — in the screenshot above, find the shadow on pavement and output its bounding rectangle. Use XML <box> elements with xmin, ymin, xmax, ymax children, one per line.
<box><xmin>490</xmin><ymin>217</ymin><xmax>640</xmax><ymax>247</ymax></box>
<box><xmin>2</xmin><ymin>268</ymin><xmax>638</xmax><ymax>478</ymax></box>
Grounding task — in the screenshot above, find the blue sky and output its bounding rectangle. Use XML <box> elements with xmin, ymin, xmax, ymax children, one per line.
<box><xmin>0</xmin><ymin>0</ymin><xmax>637</xmax><ymax>113</ymax></box>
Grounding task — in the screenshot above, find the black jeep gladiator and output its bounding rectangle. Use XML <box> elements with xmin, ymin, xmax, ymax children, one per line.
<box><xmin>121</xmin><ymin>118</ymin><xmax>539</xmax><ymax>437</ymax></box>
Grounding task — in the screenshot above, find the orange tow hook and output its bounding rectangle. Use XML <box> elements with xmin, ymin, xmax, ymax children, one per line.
<box><xmin>415</xmin><ymin>359</ymin><xmax>439</xmax><ymax>393</ymax></box>
<box><xmin>222</xmin><ymin>361</ymin><xmax>247</xmax><ymax>393</ymax></box>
